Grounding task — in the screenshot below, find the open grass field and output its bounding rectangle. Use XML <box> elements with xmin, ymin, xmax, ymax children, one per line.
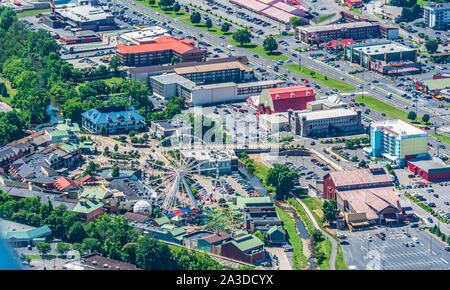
<box><xmin>229</xmin><ymin>40</ymin><xmax>289</xmax><ymax>61</ymax></box>
<box><xmin>317</xmin><ymin>13</ymin><xmax>336</xmax><ymax>23</ymax></box>
<box><xmin>284</xmin><ymin>65</ymin><xmax>356</xmax><ymax>91</ymax></box>
<box><xmin>16</xmin><ymin>9</ymin><xmax>50</xmax><ymax>18</ymax></box>
<box><xmin>178</xmin><ymin>18</ymin><xmax>233</xmax><ymax>38</ymax></box>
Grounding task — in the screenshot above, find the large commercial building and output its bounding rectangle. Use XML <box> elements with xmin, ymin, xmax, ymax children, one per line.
<box><xmin>295</xmin><ymin>22</ymin><xmax>398</xmax><ymax>44</ymax></box>
<box><xmin>50</xmin><ymin>3</ymin><xmax>116</xmax><ymax>31</ymax></box>
<box><xmin>423</xmin><ymin>3</ymin><xmax>450</xmax><ymax>30</ymax></box>
<box><xmin>257</xmin><ymin>85</ymin><xmax>316</xmax><ymax>114</ymax></box>
<box><xmin>407</xmin><ymin>158</ymin><xmax>450</xmax><ymax>182</ymax></box>
<box><xmin>128</xmin><ymin>56</ymin><xmax>253</xmax><ymax>85</ymax></box>
<box><xmin>116</xmin><ymin>36</ymin><xmax>206</xmax><ymax>66</ymax></box>
<box><xmin>81</xmin><ymin>106</ymin><xmax>146</xmax><ymax>134</ymax></box>
<box><xmin>289</xmin><ymin>108</ymin><xmax>362</xmax><ymax>137</ymax></box>
<box><xmin>367</xmin><ymin>119</ymin><xmax>428</xmax><ymax>167</ymax></box>
<box><xmin>345</xmin><ymin>41</ymin><xmax>420</xmax><ymax>75</ymax></box>
<box><xmin>150</xmin><ymin>119</ymin><xmax>193</xmax><ymax>139</ymax></box>
<box><xmin>323</xmin><ymin>164</ymin><xmax>404</xmax><ymax>229</ymax></box>
<box><xmin>230</xmin><ymin>0</ymin><xmax>309</xmax><ymax>24</ymax></box>
<box><xmin>150</xmin><ymin>73</ymin><xmax>284</xmax><ymax>106</ymax></box>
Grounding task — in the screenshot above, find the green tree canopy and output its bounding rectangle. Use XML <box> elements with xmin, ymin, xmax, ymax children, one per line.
<box><xmin>263</xmin><ymin>36</ymin><xmax>278</xmax><ymax>53</ymax></box>
<box><xmin>232</xmin><ymin>29</ymin><xmax>252</xmax><ymax>46</ymax></box>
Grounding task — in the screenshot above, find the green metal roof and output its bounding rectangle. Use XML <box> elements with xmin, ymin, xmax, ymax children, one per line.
<box><xmin>232</xmin><ymin>234</ymin><xmax>263</xmax><ymax>252</ymax></box>
<box><xmin>80</xmin><ymin>188</ymin><xmax>109</xmax><ymax>200</ymax></box>
<box><xmin>155</xmin><ymin>216</ymin><xmax>170</xmax><ymax>226</ymax></box>
<box><xmin>235</xmin><ymin>196</ymin><xmax>272</xmax><ymax>209</ymax></box>
<box><xmin>60</xmin><ymin>143</ymin><xmax>79</xmax><ymax>154</ymax></box>
<box><xmin>5</xmin><ymin>226</ymin><xmax>51</xmax><ymax>241</ymax></box>
<box><xmin>170</xmin><ymin>227</ymin><xmax>187</xmax><ymax>237</ymax></box>
<box><xmin>50</xmin><ymin>130</ymin><xmax>70</xmax><ymax>138</ymax></box>
<box><xmin>73</xmin><ymin>199</ymin><xmax>104</xmax><ymax>214</ymax></box>
<box><xmin>79</xmin><ymin>141</ymin><xmax>96</xmax><ymax>149</ymax></box>
<box><xmin>267</xmin><ymin>225</ymin><xmax>285</xmax><ymax>236</ymax></box>
<box><xmin>56</xmin><ymin>121</ymin><xmax>80</xmax><ymax>133</ymax></box>
<box><xmin>161</xmin><ymin>223</ymin><xmax>176</xmax><ymax>230</ymax></box>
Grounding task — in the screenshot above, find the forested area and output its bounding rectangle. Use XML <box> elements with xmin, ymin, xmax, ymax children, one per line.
<box><xmin>0</xmin><ymin>7</ymin><xmax>158</xmax><ymax>146</ymax></box>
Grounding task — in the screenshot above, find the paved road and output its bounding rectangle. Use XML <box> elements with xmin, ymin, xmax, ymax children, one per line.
<box><xmin>294</xmin><ymin>196</ymin><xmax>337</xmax><ymax>270</ymax></box>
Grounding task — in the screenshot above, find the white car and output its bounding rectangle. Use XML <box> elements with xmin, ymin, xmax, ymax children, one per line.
<box><xmin>412</xmin><ymin>237</ymin><xmax>419</xmax><ymax>243</ymax></box>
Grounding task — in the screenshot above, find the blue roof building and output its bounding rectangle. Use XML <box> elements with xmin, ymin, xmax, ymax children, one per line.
<box><xmin>81</xmin><ymin>106</ymin><xmax>146</xmax><ymax>134</ymax></box>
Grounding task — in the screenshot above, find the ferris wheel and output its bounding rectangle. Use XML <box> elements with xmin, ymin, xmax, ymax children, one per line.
<box><xmin>144</xmin><ymin>134</ymin><xmax>221</xmax><ymax>213</ymax></box>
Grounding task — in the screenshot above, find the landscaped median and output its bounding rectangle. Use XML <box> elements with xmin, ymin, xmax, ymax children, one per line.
<box><xmin>133</xmin><ymin>0</ymin><xmax>189</xmax><ymax>18</ymax></box>
<box><xmin>178</xmin><ymin>18</ymin><xmax>233</xmax><ymax>38</ymax></box>
<box><xmin>275</xmin><ymin>206</ymin><xmax>308</xmax><ymax>270</ymax></box>
<box><xmin>430</xmin><ymin>133</ymin><xmax>450</xmax><ymax>145</ymax></box>
<box><xmin>283</xmin><ymin>65</ymin><xmax>356</xmax><ymax>91</ymax></box>
<box><xmin>317</xmin><ymin>13</ymin><xmax>336</xmax><ymax>24</ymax></box>
<box><xmin>405</xmin><ymin>193</ymin><xmax>449</xmax><ymax>224</ymax></box>
<box><xmin>228</xmin><ymin>40</ymin><xmax>289</xmax><ymax>61</ymax></box>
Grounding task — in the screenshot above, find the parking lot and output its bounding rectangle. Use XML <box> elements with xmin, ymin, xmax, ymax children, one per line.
<box><xmin>339</xmin><ymin>225</ymin><xmax>450</xmax><ymax>270</ymax></box>
<box><xmin>404</xmin><ymin>181</ymin><xmax>450</xmax><ymax>220</ymax></box>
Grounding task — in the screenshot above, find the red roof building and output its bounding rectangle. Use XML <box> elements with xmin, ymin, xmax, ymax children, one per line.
<box><xmin>79</xmin><ymin>174</ymin><xmax>101</xmax><ymax>185</ymax></box>
<box><xmin>258</xmin><ymin>85</ymin><xmax>316</xmax><ymax>113</ymax></box>
<box><xmin>116</xmin><ymin>36</ymin><xmax>206</xmax><ymax>66</ymax></box>
<box><xmin>54</xmin><ymin>177</ymin><xmax>80</xmax><ymax>192</ymax></box>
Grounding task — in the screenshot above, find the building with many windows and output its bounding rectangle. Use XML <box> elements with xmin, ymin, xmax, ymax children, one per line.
<box><xmin>180</xmin><ymin>150</ymin><xmax>238</xmax><ymax>175</ymax></box>
<box><xmin>116</xmin><ymin>36</ymin><xmax>206</xmax><ymax>66</ymax></box>
<box><xmin>81</xmin><ymin>106</ymin><xmax>146</xmax><ymax>134</ymax></box>
<box><xmin>295</xmin><ymin>22</ymin><xmax>398</xmax><ymax>44</ymax></box>
<box><xmin>423</xmin><ymin>3</ymin><xmax>450</xmax><ymax>30</ymax></box>
<box><xmin>366</xmin><ymin>119</ymin><xmax>428</xmax><ymax>167</ymax></box>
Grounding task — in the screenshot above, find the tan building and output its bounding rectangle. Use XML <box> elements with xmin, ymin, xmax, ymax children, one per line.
<box><xmin>289</xmin><ymin>108</ymin><xmax>362</xmax><ymax>137</ymax></box>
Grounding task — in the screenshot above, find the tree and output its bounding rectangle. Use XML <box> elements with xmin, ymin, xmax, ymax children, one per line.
<box><xmin>221</xmin><ymin>22</ymin><xmax>230</xmax><ymax>32</ymax></box>
<box><xmin>310</xmin><ymin>229</ymin><xmax>323</xmax><ymax>245</ymax></box>
<box><xmin>129</xmin><ymin>130</ymin><xmax>136</xmax><ymax>138</ymax></box>
<box><xmin>263</xmin><ymin>36</ymin><xmax>278</xmax><ymax>54</ymax></box>
<box><xmin>407</xmin><ymin>111</ymin><xmax>417</xmax><ymax>121</ymax></box>
<box><xmin>67</xmin><ymin>222</ymin><xmax>87</xmax><ymax>243</ymax></box>
<box><xmin>109</xmin><ymin>55</ymin><xmax>121</xmax><ymax>72</ymax></box>
<box><xmin>265</xmin><ymin>164</ymin><xmax>299</xmax><ymax>200</ymax></box>
<box><xmin>322</xmin><ymin>199</ymin><xmax>339</xmax><ymax>226</ymax></box>
<box><xmin>84</xmin><ymin>161</ymin><xmax>98</xmax><ymax>176</ymax></box>
<box><xmin>114</xmin><ymin>144</ymin><xmax>119</xmax><ymax>152</ymax></box>
<box><xmin>36</xmin><ymin>242</ymin><xmax>51</xmax><ymax>256</ymax></box>
<box><xmin>205</xmin><ymin>18</ymin><xmax>213</xmax><ymax>30</ymax></box>
<box><xmin>351</xmin><ymin>156</ymin><xmax>359</xmax><ymax>162</ymax></box>
<box><xmin>112</xmin><ymin>164</ymin><xmax>120</xmax><ymax>178</ymax></box>
<box><xmin>358</xmin><ymin>160</ymin><xmax>367</xmax><ymax>168</ymax></box>
<box><xmin>56</xmin><ymin>242</ymin><xmax>71</xmax><ymax>257</ymax></box>
<box><xmin>254</xmin><ymin>231</ymin><xmax>268</xmax><ymax>244</ymax></box>
<box><xmin>159</xmin><ymin>0</ymin><xmax>175</xmax><ymax>8</ymax></box>
<box><xmin>99</xmin><ymin>125</ymin><xmax>107</xmax><ymax>135</ymax></box>
<box><xmin>82</xmin><ymin>238</ymin><xmax>102</xmax><ymax>254</ymax></box>
<box><xmin>190</xmin><ymin>12</ymin><xmax>201</xmax><ymax>24</ymax></box>
<box><xmin>232</xmin><ymin>29</ymin><xmax>252</xmax><ymax>46</ymax></box>
<box><xmin>136</xmin><ymin>236</ymin><xmax>174</xmax><ymax>270</ymax></box>
<box><xmin>218</xmin><ymin>198</ymin><xmax>226</xmax><ymax>205</ymax></box>
<box><xmin>121</xmin><ymin>243</ymin><xmax>137</xmax><ymax>265</ymax></box>
<box><xmin>170</xmin><ymin>56</ymin><xmax>180</xmax><ymax>65</ymax></box>
<box><xmin>289</xmin><ymin>16</ymin><xmax>304</xmax><ymax>28</ymax></box>
<box><xmin>425</xmin><ymin>39</ymin><xmax>439</xmax><ymax>54</ymax></box>
<box><xmin>422</xmin><ymin>114</ymin><xmax>430</xmax><ymax>123</ymax></box>
<box><xmin>173</xmin><ymin>2</ymin><xmax>181</xmax><ymax>13</ymax></box>
<box><xmin>148</xmin><ymin>0</ymin><xmax>155</xmax><ymax>5</ymax></box>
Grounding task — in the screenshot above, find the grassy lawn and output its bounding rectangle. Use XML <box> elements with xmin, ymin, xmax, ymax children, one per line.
<box><xmin>76</xmin><ymin>77</ymin><xmax>124</xmax><ymax>90</ymax></box>
<box><xmin>317</xmin><ymin>13</ymin><xmax>336</xmax><ymax>23</ymax></box>
<box><xmin>335</xmin><ymin>245</ymin><xmax>349</xmax><ymax>270</ymax></box>
<box><xmin>296</xmin><ymin>195</ymin><xmax>349</xmax><ymax>270</ymax></box>
<box><xmin>16</xmin><ymin>9</ymin><xmax>50</xmax><ymax>18</ymax></box>
<box><xmin>417</xmin><ymin>0</ymin><xmax>428</xmax><ymax>6</ymax></box>
<box><xmin>288</xmin><ymin>198</ymin><xmax>331</xmax><ymax>270</ymax></box>
<box><xmin>133</xmin><ymin>0</ymin><xmax>188</xmax><ymax>18</ymax></box>
<box><xmin>253</xmin><ymin>161</ymin><xmax>276</xmax><ymax>192</ymax></box>
<box><xmin>229</xmin><ymin>40</ymin><xmax>289</xmax><ymax>61</ymax></box>
<box><xmin>430</xmin><ymin>133</ymin><xmax>450</xmax><ymax>145</ymax></box>
<box><xmin>275</xmin><ymin>206</ymin><xmax>308</xmax><ymax>270</ymax></box>
<box><xmin>353</xmin><ymin>95</ymin><xmax>427</xmax><ymax>125</ymax></box>
<box><xmin>178</xmin><ymin>18</ymin><xmax>233</xmax><ymax>38</ymax></box>
<box><xmin>284</xmin><ymin>64</ymin><xmax>356</xmax><ymax>91</ymax></box>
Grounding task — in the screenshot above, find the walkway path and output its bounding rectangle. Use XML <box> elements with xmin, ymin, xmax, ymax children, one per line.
<box><xmin>294</xmin><ymin>197</ymin><xmax>338</xmax><ymax>270</ymax></box>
